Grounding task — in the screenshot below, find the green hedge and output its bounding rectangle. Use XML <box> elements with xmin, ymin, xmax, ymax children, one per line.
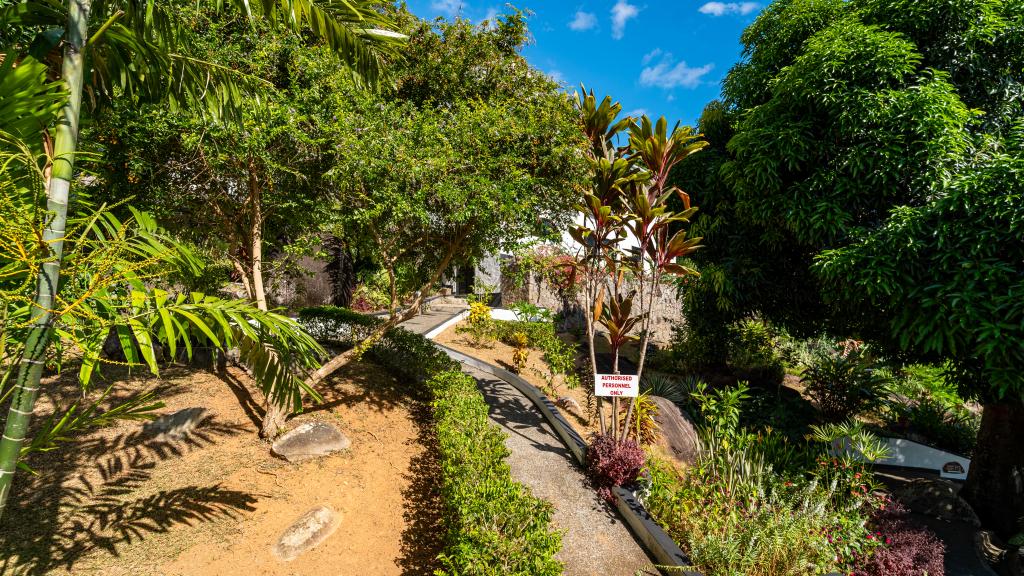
<box><xmin>297</xmin><ymin>305</ymin><xmax>383</xmax><ymax>346</ymax></box>
<box><xmin>428</xmin><ymin>370</ymin><xmax>563</xmax><ymax>576</ymax></box>
<box><xmin>491</xmin><ymin>319</ymin><xmax>554</xmax><ymax>348</ymax></box>
<box><xmin>492</xmin><ymin>320</ymin><xmax>580</xmax><ymax>389</ymax></box>
<box><xmin>297</xmin><ymin>306</ymin><xmax>563</xmax><ymax>575</ymax></box>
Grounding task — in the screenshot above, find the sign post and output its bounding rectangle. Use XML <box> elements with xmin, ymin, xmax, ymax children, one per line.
<box><xmin>595</xmin><ymin>373</ymin><xmax>639</xmax><ymax>397</ymax></box>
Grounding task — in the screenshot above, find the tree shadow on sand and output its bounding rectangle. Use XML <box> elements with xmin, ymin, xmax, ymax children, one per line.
<box><xmin>0</xmin><ymin>387</ymin><xmax>257</xmax><ymax>576</ymax></box>
<box><xmin>397</xmin><ymin>401</ymin><xmax>445</xmax><ymax>576</ymax></box>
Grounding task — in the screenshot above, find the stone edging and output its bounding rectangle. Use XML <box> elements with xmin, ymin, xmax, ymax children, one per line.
<box><xmin>432</xmin><ymin>342</ymin><xmax>698</xmax><ymax>576</ymax></box>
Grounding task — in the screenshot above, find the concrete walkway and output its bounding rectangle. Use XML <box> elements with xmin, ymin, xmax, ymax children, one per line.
<box><xmin>466</xmin><ymin>366</ymin><xmax>656</xmax><ymax>576</ymax></box>
<box><xmin>396</xmin><ymin>299</ymin><xmax>468</xmax><ymax>336</ymax></box>
<box><xmin>400</xmin><ymin>309</ymin><xmax>656</xmax><ymax>576</ymax></box>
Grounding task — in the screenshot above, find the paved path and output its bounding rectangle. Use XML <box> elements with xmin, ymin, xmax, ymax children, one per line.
<box><xmin>400</xmin><ymin>308</ymin><xmax>655</xmax><ymax>576</ymax></box>
<box><xmin>465</xmin><ymin>366</ymin><xmax>656</xmax><ymax>576</ymax></box>
<box><xmin>397</xmin><ymin>299</ymin><xmax>468</xmax><ymax>335</ymax></box>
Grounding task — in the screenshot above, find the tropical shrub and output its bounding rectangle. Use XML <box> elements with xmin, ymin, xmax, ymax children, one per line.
<box><xmin>350</xmin><ymin>283</ymin><xmax>390</xmax><ymax>313</ymax></box>
<box><xmin>510</xmin><ymin>331</ymin><xmax>529</xmax><ymax>374</ymax></box>
<box><xmin>510</xmin><ymin>301</ymin><xmax>552</xmax><ymax>322</ymax></box>
<box><xmin>855</xmin><ymin>501</ymin><xmax>945</xmax><ymax>576</ymax></box>
<box><xmin>885</xmin><ymin>397</ymin><xmax>979</xmax><ymax>456</ymax></box>
<box><xmin>884</xmin><ymin>364</ymin><xmax>979</xmax><ymax>455</ymax></box>
<box><xmin>461</xmin><ymin>302</ymin><xmax>494</xmax><ymax>346</ymax></box>
<box><xmin>298</xmin><ymin>306</ymin><xmax>383</xmax><ymax>346</ymax></box>
<box><xmin>643</xmin><ymin>381</ymin><xmax>898</xmax><ymax>575</ymax></box>
<box><xmin>803</xmin><ymin>343</ymin><xmax>892</xmax><ymax>421</ymax></box>
<box><xmin>640</xmin><ymin>373</ymin><xmax>700</xmax><ymax>406</ymax></box>
<box><xmin>492</xmin><ymin>320</ymin><xmax>554</xmax><ymax>348</ymax></box>
<box><xmin>493</xmin><ymin>320</ymin><xmax>579</xmax><ymax>390</ymax></box>
<box><xmin>728</xmin><ymin>318</ymin><xmax>786</xmax><ymax>386</ymax></box>
<box><xmin>586</xmin><ymin>433</ymin><xmax>645</xmax><ymax>502</ymax></box>
<box><xmin>620</xmin><ymin>392</ymin><xmax>660</xmax><ymax>446</ymax></box>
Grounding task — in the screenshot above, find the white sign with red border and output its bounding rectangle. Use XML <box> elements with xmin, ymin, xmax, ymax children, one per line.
<box><xmin>595</xmin><ymin>374</ymin><xmax>639</xmax><ymax>397</ymax></box>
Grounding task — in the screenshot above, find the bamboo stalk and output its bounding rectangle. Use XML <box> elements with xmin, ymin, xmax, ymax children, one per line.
<box><xmin>0</xmin><ymin>0</ymin><xmax>91</xmax><ymax>519</ymax></box>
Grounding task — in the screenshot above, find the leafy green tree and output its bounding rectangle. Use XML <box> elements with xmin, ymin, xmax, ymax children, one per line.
<box><xmin>672</xmin><ymin>0</ymin><xmax>1023</xmax><ymax>534</ymax></box>
<box><xmin>0</xmin><ymin>0</ymin><xmax>400</xmax><ymax>514</ymax></box>
<box><xmin>816</xmin><ymin>125</ymin><xmax>1024</xmax><ymax>536</ymax></box>
<box><xmin>306</xmin><ymin>10</ymin><xmax>588</xmax><ymax>385</ymax></box>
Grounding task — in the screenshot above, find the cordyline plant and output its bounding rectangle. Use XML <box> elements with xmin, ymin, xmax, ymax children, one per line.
<box><xmin>571</xmin><ymin>87</ymin><xmax>706</xmax><ymax>443</ymax></box>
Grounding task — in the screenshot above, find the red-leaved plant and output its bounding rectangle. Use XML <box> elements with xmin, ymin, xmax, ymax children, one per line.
<box><xmin>587</xmin><ymin>433</ymin><xmax>645</xmax><ymax>502</ymax></box>
<box><xmin>855</xmin><ymin>501</ymin><xmax>945</xmax><ymax>576</ymax></box>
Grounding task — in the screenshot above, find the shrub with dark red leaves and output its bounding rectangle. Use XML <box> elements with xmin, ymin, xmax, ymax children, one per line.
<box><xmin>856</xmin><ymin>501</ymin><xmax>945</xmax><ymax>576</ymax></box>
<box><xmin>586</xmin><ymin>433</ymin><xmax>645</xmax><ymax>502</ymax></box>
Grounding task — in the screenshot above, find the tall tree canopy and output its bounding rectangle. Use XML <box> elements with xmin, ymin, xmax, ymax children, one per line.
<box><xmin>304</xmin><ymin>9</ymin><xmax>587</xmax><ymax>384</ymax></box>
<box><xmin>671</xmin><ymin>0</ymin><xmax>1024</xmax><ymax>535</ymax></box>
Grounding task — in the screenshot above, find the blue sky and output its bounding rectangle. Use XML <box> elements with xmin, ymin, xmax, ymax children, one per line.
<box><xmin>402</xmin><ymin>1</ymin><xmax>764</xmax><ymax>127</ymax></box>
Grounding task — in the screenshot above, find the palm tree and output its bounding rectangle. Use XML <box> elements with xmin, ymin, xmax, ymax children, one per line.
<box><xmin>0</xmin><ymin>0</ymin><xmax>403</xmax><ymax>518</ymax></box>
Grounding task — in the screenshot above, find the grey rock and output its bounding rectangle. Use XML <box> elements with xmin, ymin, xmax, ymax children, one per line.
<box><xmin>894</xmin><ymin>478</ymin><xmax>982</xmax><ymax>527</ymax></box>
<box><xmin>272</xmin><ymin>505</ymin><xmax>339</xmax><ymax>561</ymax></box>
<box><xmin>556</xmin><ymin>396</ymin><xmax>582</xmax><ymax>414</ymax></box>
<box><xmin>143</xmin><ymin>407</ymin><xmax>207</xmax><ymax>440</ymax></box>
<box><xmin>650</xmin><ymin>396</ymin><xmax>701</xmax><ymax>465</ymax></box>
<box><xmin>271</xmin><ymin>421</ymin><xmax>350</xmax><ymax>463</ymax></box>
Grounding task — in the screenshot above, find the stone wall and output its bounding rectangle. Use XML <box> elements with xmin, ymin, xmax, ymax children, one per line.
<box><xmin>501</xmin><ymin>273</ymin><xmax>683</xmax><ymax>344</ymax></box>
<box><xmin>267</xmin><ymin>256</ymin><xmax>333</xmax><ymax>311</ymax></box>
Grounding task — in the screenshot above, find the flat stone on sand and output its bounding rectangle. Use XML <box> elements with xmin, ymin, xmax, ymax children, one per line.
<box><xmin>271</xmin><ymin>421</ymin><xmax>351</xmax><ymax>463</ymax></box>
<box><xmin>272</xmin><ymin>505</ymin><xmax>339</xmax><ymax>561</ymax></box>
<box><xmin>143</xmin><ymin>407</ymin><xmax>207</xmax><ymax>440</ymax></box>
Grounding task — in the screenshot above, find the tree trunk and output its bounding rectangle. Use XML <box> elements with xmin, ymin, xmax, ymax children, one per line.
<box><xmin>962</xmin><ymin>400</ymin><xmax>1024</xmax><ymax>538</ymax></box>
<box><xmin>248</xmin><ymin>165</ymin><xmax>268</xmax><ymax>312</ymax></box>
<box><xmin>246</xmin><ymin>160</ymin><xmax>285</xmax><ymax>439</ymax></box>
<box><xmin>325</xmin><ymin>238</ymin><xmax>356</xmax><ymax>307</ymax></box>
<box><xmin>305</xmin><ymin>246</ymin><xmax>458</xmax><ymax>387</ymax></box>
<box><xmin>0</xmin><ymin>0</ymin><xmax>91</xmax><ymax>519</ymax></box>
<box><xmin>260</xmin><ymin>399</ymin><xmax>289</xmax><ymax>439</ymax></box>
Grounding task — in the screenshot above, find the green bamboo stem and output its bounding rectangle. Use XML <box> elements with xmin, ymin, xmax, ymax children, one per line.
<box><xmin>0</xmin><ymin>0</ymin><xmax>91</xmax><ymax>519</ymax></box>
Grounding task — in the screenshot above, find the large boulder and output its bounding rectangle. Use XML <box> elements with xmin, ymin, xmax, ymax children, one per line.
<box><xmin>650</xmin><ymin>396</ymin><xmax>701</xmax><ymax>465</ymax></box>
<box><xmin>272</xmin><ymin>505</ymin><xmax>339</xmax><ymax>561</ymax></box>
<box><xmin>893</xmin><ymin>477</ymin><xmax>981</xmax><ymax>527</ymax></box>
<box><xmin>271</xmin><ymin>421</ymin><xmax>351</xmax><ymax>463</ymax></box>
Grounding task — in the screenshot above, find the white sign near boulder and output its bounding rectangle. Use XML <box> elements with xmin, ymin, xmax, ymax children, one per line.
<box><xmin>595</xmin><ymin>374</ymin><xmax>639</xmax><ymax>397</ymax></box>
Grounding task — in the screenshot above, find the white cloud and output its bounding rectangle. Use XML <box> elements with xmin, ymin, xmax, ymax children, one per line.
<box><xmin>610</xmin><ymin>1</ymin><xmax>639</xmax><ymax>39</ymax></box>
<box><xmin>641</xmin><ymin>48</ymin><xmax>662</xmax><ymax>65</ymax></box>
<box><xmin>625</xmin><ymin>108</ymin><xmax>649</xmax><ymax>119</ymax></box>
<box><xmin>431</xmin><ymin>0</ymin><xmax>464</xmax><ymax>17</ymax></box>
<box><xmin>639</xmin><ymin>52</ymin><xmax>714</xmax><ymax>89</ymax></box>
<box><xmin>548</xmin><ymin>70</ymin><xmax>566</xmax><ymax>84</ymax></box>
<box><xmin>698</xmin><ymin>2</ymin><xmax>761</xmax><ymax>16</ymax></box>
<box><xmin>568</xmin><ymin>10</ymin><xmax>597</xmax><ymax>31</ymax></box>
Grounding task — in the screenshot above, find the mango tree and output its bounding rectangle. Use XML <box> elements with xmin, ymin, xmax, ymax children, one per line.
<box><xmin>670</xmin><ymin>0</ymin><xmax>1023</xmax><ymax>535</ymax></box>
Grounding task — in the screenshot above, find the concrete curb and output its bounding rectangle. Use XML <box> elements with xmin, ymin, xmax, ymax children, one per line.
<box><xmin>432</xmin><ymin>342</ymin><xmax>698</xmax><ymax>576</ymax></box>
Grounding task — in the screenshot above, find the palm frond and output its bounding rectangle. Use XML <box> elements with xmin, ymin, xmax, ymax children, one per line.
<box><xmin>0</xmin><ymin>55</ymin><xmax>66</xmax><ymax>141</ymax></box>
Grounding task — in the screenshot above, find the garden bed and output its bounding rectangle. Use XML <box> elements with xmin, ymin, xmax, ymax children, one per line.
<box><xmin>1</xmin><ymin>362</ymin><xmax>443</xmax><ymax>576</ymax></box>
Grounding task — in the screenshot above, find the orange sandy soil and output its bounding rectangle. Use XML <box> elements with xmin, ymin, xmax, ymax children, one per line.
<box><xmin>1</xmin><ymin>360</ymin><xmax>443</xmax><ymax>576</ymax></box>
<box><xmin>436</xmin><ymin>322</ymin><xmax>603</xmax><ymax>439</ymax></box>
<box><xmin>435</xmin><ymin>321</ymin><xmax>683</xmax><ymax>466</ymax></box>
